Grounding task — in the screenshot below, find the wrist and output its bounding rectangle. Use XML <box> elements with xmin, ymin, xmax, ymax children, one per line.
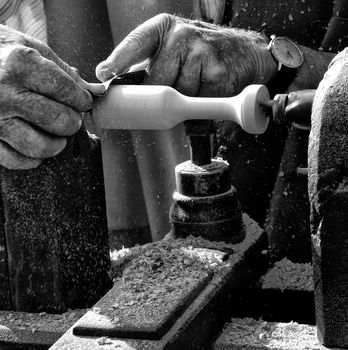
<box><xmin>266</xmin><ymin>36</ymin><xmax>305</xmax><ymax>93</ymax></box>
<box><xmin>289</xmin><ymin>45</ymin><xmax>336</xmax><ymax>90</ymax></box>
<box><xmin>253</xmin><ymin>35</ymin><xmax>278</xmax><ymax>85</ymax></box>
<box><xmin>223</xmin><ymin>28</ymin><xmax>278</xmax><ymax>92</ymax></box>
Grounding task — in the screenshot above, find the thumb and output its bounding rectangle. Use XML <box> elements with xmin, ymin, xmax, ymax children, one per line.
<box><xmin>70</xmin><ymin>68</ymin><xmax>106</xmax><ymax>96</ymax></box>
<box><xmin>95</xmin><ymin>13</ymin><xmax>175</xmax><ymax>82</ymax></box>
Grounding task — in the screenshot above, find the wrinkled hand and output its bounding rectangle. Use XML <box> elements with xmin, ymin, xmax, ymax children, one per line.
<box><xmin>0</xmin><ymin>25</ymin><xmax>105</xmax><ymax>170</ymax></box>
<box><xmin>96</xmin><ymin>14</ymin><xmax>269</xmax><ymax>97</ymax></box>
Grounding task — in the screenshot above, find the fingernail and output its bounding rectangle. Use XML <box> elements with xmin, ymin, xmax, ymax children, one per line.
<box><xmin>97</xmin><ymin>84</ymin><xmax>107</xmax><ymax>95</ymax></box>
<box><xmin>84</xmin><ymin>91</ymin><xmax>93</xmax><ymax>110</ymax></box>
<box><xmin>77</xmin><ymin>117</ymin><xmax>83</xmax><ymax>129</ymax></box>
<box><xmin>85</xmin><ymin>82</ymin><xmax>107</xmax><ymax>97</ymax></box>
<box><xmin>101</xmin><ymin>68</ymin><xmax>115</xmax><ymax>80</ymax></box>
<box><xmin>96</xmin><ymin>62</ymin><xmax>115</xmax><ymax>82</ymax></box>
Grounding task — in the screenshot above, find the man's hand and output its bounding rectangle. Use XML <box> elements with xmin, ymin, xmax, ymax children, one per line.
<box><xmin>96</xmin><ymin>14</ymin><xmax>336</xmax><ymax>100</ymax></box>
<box><xmin>0</xmin><ymin>25</ymin><xmax>105</xmax><ymax>170</ymax></box>
<box><xmin>96</xmin><ymin>13</ymin><xmax>273</xmax><ymax>98</ymax></box>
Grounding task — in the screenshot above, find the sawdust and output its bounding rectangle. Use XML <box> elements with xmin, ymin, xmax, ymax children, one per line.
<box><xmin>260</xmin><ymin>258</ymin><xmax>313</xmax><ymax>292</ymax></box>
<box><xmin>0</xmin><ymin>216</ymin><xmax>250</xmax><ymax>340</ymax></box>
<box><xmin>176</xmin><ymin>159</ymin><xmax>229</xmax><ymax>174</ymax></box>
<box><xmin>101</xmin><ymin>236</ymin><xmax>233</xmax><ymax>331</ymax></box>
<box><xmin>108</xmin><ymin>234</ymin><xmax>235</xmax><ymax>281</ymax></box>
<box><xmin>214</xmin><ymin>318</ymin><xmax>328</xmax><ymax>350</ymax></box>
<box><xmin>0</xmin><ymin>309</ymin><xmax>87</xmax><ymax>334</ymax></box>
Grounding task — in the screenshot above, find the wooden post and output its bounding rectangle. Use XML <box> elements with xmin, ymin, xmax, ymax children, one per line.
<box><xmin>308</xmin><ymin>49</ymin><xmax>348</xmax><ymax>348</ymax></box>
<box><xmin>0</xmin><ymin>0</ymin><xmax>115</xmax><ymax>312</ymax></box>
<box><xmin>0</xmin><ymin>196</ymin><xmax>11</xmax><ymax>310</ymax></box>
<box><xmin>192</xmin><ymin>0</ymin><xmax>226</xmax><ymax>24</ymax></box>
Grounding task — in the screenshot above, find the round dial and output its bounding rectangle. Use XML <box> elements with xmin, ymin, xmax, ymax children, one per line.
<box><xmin>270</xmin><ymin>36</ymin><xmax>304</xmax><ymax>69</ymax></box>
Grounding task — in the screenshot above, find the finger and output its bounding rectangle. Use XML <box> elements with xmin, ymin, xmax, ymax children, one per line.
<box><xmin>78</xmin><ymin>79</ymin><xmax>106</xmax><ymax>96</ymax></box>
<box><xmin>7</xmin><ymin>88</ymin><xmax>82</xmax><ymax>136</ymax></box>
<box><xmin>128</xmin><ymin>59</ymin><xmax>150</xmax><ymax>72</ymax></box>
<box><xmin>96</xmin><ymin>13</ymin><xmax>176</xmax><ymax>81</ymax></box>
<box><xmin>1</xmin><ymin>26</ymin><xmax>96</xmax><ymax>102</ymax></box>
<box><xmin>0</xmin><ymin>140</ymin><xmax>42</xmax><ymax>170</ymax></box>
<box><xmin>0</xmin><ymin>117</ymin><xmax>67</xmax><ymax>159</ymax></box>
<box><xmin>82</xmin><ymin>111</ymin><xmax>99</xmax><ymax>136</ymax></box>
<box><xmin>20</xmin><ymin>30</ymin><xmax>70</xmax><ymax>72</ymax></box>
<box><xmin>24</xmin><ymin>39</ymin><xmax>103</xmax><ymax>99</ymax></box>
<box><xmin>4</xmin><ymin>45</ymin><xmax>92</xmax><ymax>111</ymax></box>
<box><xmin>71</xmin><ymin>69</ymin><xmax>106</xmax><ymax>96</ymax></box>
<box><xmin>25</xmin><ymin>36</ymin><xmax>95</xmax><ymax>85</ymax></box>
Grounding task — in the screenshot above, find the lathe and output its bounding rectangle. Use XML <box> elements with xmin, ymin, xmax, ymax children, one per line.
<box><xmin>92</xmin><ymin>70</ymin><xmax>314</xmax><ymax>244</ymax></box>
<box><xmin>1</xmin><ymin>67</ymin><xmax>346</xmax><ymax>350</ymax></box>
<box><xmin>46</xmin><ymin>72</ymin><xmax>320</xmax><ymax>350</ymax></box>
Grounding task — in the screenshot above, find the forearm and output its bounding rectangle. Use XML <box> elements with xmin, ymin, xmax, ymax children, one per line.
<box><xmin>96</xmin><ymin>13</ymin><xmax>337</xmax><ymax>98</ymax></box>
<box><xmin>289</xmin><ymin>46</ymin><xmax>336</xmax><ymax>91</ymax></box>
<box><xmin>192</xmin><ymin>26</ymin><xmax>336</xmax><ymax>93</ymax></box>
<box><xmin>216</xmin><ymin>29</ymin><xmax>336</xmax><ymax>94</ymax></box>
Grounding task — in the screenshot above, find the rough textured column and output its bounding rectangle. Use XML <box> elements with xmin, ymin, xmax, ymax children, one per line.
<box><xmin>0</xmin><ymin>0</ymin><xmax>115</xmax><ymax>312</ymax></box>
<box><xmin>267</xmin><ymin>126</ymin><xmax>311</xmax><ymax>264</ymax></box>
<box><xmin>1</xmin><ymin>133</ymin><xmax>112</xmax><ymax>312</ymax></box>
<box><xmin>308</xmin><ymin>49</ymin><xmax>348</xmax><ymax>348</ymax></box>
<box><xmin>0</xmin><ymin>195</ymin><xmax>11</xmax><ymax>310</ymax></box>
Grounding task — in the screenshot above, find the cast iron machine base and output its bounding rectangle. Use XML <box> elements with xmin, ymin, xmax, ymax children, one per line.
<box><xmin>169</xmin><ymin>120</ymin><xmax>245</xmax><ymax>243</ymax></box>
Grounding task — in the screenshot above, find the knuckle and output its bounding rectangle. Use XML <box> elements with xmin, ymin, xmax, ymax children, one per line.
<box><xmin>0</xmin><ymin>117</ymin><xmax>16</xmax><ymax>136</ymax></box>
<box><xmin>27</xmin><ymin>37</ymin><xmax>51</xmax><ymax>56</ymax></box>
<box><xmin>5</xmin><ymin>45</ymin><xmax>37</xmax><ymax>63</ymax></box>
<box><xmin>49</xmin><ymin>70</ymin><xmax>92</xmax><ymax>111</ymax></box>
<box><xmin>189</xmin><ymin>38</ymin><xmax>211</xmax><ymax>58</ymax></box>
<box><xmin>69</xmin><ymin>67</ymin><xmax>80</xmax><ymax>82</ymax></box>
<box><xmin>66</xmin><ymin>87</ymin><xmax>92</xmax><ymax>112</ymax></box>
<box><xmin>165</xmin><ymin>25</ymin><xmax>188</xmax><ymax>51</ymax></box>
<box><xmin>27</xmin><ymin>38</ymin><xmax>74</xmax><ymax>77</ymax></box>
<box><xmin>0</xmin><ymin>85</ymin><xmax>15</xmax><ymax>111</ymax></box>
<box><xmin>171</xmin><ymin>23</ymin><xmax>193</xmax><ymax>41</ymax></box>
<box><xmin>154</xmin><ymin>13</ymin><xmax>175</xmax><ymax>25</ymax></box>
<box><xmin>12</xmin><ymin>89</ymin><xmax>83</xmax><ymax>135</ymax></box>
<box><xmin>151</xmin><ymin>13</ymin><xmax>177</xmax><ymax>41</ymax></box>
<box><xmin>0</xmin><ymin>44</ymin><xmax>39</xmax><ymax>81</ymax></box>
<box><xmin>205</xmin><ymin>64</ymin><xmax>228</xmax><ymax>82</ymax></box>
<box><xmin>11</xmin><ymin>89</ymin><xmax>35</xmax><ymax>113</ymax></box>
<box><xmin>80</xmin><ymin>90</ymin><xmax>93</xmax><ymax>111</ymax></box>
<box><xmin>167</xmin><ymin>23</ymin><xmax>201</xmax><ymax>51</ymax></box>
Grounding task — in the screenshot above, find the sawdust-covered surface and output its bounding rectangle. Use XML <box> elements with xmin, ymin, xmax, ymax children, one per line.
<box><xmin>70</xmin><ymin>213</ymin><xmax>264</xmax><ymax>342</ymax></box>
<box><xmin>75</xmin><ymin>233</ymin><xmax>235</xmax><ymax>337</ymax></box>
<box><xmin>0</xmin><ymin>310</ymin><xmax>86</xmax><ymax>333</ymax></box>
<box><xmin>214</xmin><ymin>318</ymin><xmax>339</xmax><ymax>350</ymax></box>
<box><xmin>260</xmin><ymin>258</ymin><xmax>313</xmax><ymax>291</ymax></box>
<box><xmin>49</xmin><ymin>213</ymin><xmax>264</xmax><ymax>350</ymax></box>
<box><xmin>108</xmin><ymin>213</ymin><xmax>261</xmax><ymax>280</ymax></box>
<box><xmin>0</xmin><ymin>309</ymin><xmax>86</xmax><ymax>346</ymax></box>
<box><xmin>78</xmin><ymin>213</ymin><xmax>262</xmax><ymax>338</ymax></box>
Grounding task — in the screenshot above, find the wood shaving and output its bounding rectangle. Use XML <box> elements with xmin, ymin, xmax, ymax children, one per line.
<box><xmin>260</xmin><ymin>258</ymin><xmax>313</xmax><ymax>291</ymax></box>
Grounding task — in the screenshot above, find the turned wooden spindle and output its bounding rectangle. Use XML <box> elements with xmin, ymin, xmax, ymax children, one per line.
<box><xmin>92</xmin><ymin>84</ymin><xmax>271</xmax><ymax>135</ymax></box>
